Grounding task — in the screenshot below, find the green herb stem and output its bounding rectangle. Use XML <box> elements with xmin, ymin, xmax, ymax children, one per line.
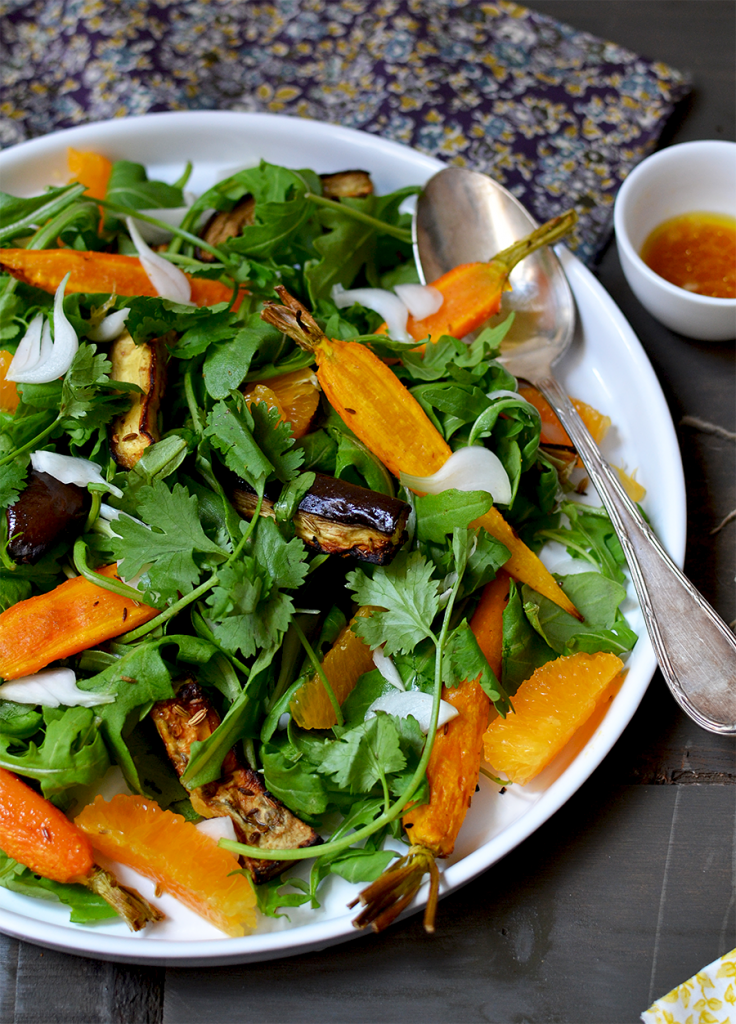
<box><xmin>117</xmin><ymin>574</ymin><xmax>217</xmax><ymax>644</ymax></box>
<box><xmin>72</xmin><ymin>538</ymin><xmax>156</xmax><ymax>604</ymax></box>
<box><xmin>95</xmin><ymin>198</ymin><xmax>232</xmax><ymax>266</ymax></box>
<box><xmin>303</xmin><ymin>192</ymin><xmax>412</xmax><ymax>243</ymax></box>
<box><xmin>291</xmin><ymin>619</ymin><xmax>344</xmax><ymax>728</ymax></box>
<box><xmin>0</xmin><ymin>416</ymin><xmax>59</xmax><ymax>468</ymax></box>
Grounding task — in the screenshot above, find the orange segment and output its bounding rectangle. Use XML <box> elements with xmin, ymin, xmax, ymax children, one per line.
<box><xmin>518</xmin><ymin>385</ymin><xmax>611</xmax><ymax>448</ymax></box>
<box><xmin>0</xmin><ymin>352</ymin><xmax>20</xmax><ymax>413</ymax></box>
<box><xmin>290</xmin><ymin>607</ymin><xmax>376</xmax><ymax>729</ymax></box>
<box><xmin>68</xmin><ymin>148</ymin><xmax>113</xmax><ymax>201</ymax></box>
<box><xmin>482</xmin><ymin>651</ymin><xmax>623</xmax><ymax>784</ymax></box>
<box><xmin>75</xmin><ymin>794</ymin><xmax>256</xmax><ymax>936</ymax></box>
<box><xmin>245</xmin><ymin>369</ymin><xmax>320</xmax><ymax>439</ymax></box>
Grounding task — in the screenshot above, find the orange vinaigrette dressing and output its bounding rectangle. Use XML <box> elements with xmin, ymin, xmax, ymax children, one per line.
<box><xmin>640</xmin><ymin>212</ymin><xmax>736</xmax><ymax>299</ymax></box>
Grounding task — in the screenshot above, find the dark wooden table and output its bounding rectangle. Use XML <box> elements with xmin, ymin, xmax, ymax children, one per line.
<box><xmin>0</xmin><ymin>3</ymin><xmax>734</xmax><ymax>1022</ymax></box>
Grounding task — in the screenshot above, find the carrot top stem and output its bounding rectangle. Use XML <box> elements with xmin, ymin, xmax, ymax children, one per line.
<box><xmin>349</xmin><ymin>845</ymin><xmax>439</xmax><ymax>933</ymax></box>
<box><xmin>489</xmin><ymin>209</ymin><xmax>578</xmax><ymax>277</ymax></box>
<box><xmin>84</xmin><ymin>864</ymin><xmax>164</xmax><ymax>933</ymax></box>
<box><xmin>262</xmin><ymin>286</ymin><xmax>327</xmax><ymax>352</ymax></box>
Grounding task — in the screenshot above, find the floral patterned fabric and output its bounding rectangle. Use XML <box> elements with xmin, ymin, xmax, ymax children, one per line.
<box><xmin>0</xmin><ymin>0</ymin><xmax>690</xmax><ymax>263</ymax></box>
<box><xmin>642</xmin><ymin>947</ymin><xmax>736</xmax><ymax>1024</ymax></box>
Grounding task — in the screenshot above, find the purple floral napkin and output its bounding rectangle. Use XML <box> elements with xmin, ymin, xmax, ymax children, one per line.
<box><xmin>0</xmin><ymin>0</ymin><xmax>690</xmax><ymax>263</ymax></box>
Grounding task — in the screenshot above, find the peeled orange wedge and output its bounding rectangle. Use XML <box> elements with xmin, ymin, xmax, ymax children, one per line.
<box><xmin>290</xmin><ymin>607</ymin><xmax>376</xmax><ymax>729</ymax></box>
<box><xmin>482</xmin><ymin>651</ymin><xmax>623</xmax><ymax>784</ymax></box>
<box><xmin>244</xmin><ymin>368</ymin><xmax>320</xmax><ymax>440</ymax></box>
<box><xmin>75</xmin><ymin>794</ymin><xmax>256</xmax><ymax>936</ymax></box>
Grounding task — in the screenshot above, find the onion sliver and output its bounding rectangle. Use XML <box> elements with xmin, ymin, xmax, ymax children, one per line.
<box><xmin>372</xmin><ymin>648</ymin><xmax>405</xmax><ymax>690</ymax></box>
<box><xmin>30</xmin><ymin>451</ymin><xmax>123</xmax><ymax>498</ymax></box>
<box><xmin>126</xmin><ymin>216</ymin><xmax>192</xmax><ymax>304</ymax></box>
<box><xmin>394</xmin><ymin>283</ymin><xmax>443</xmax><ymax>320</ymax></box>
<box><xmin>0</xmin><ymin>668</ymin><xmax>114</xmax><ymax>708</ymax></box>
<box><xmin>87</xmin><ymin>308</ymin><xmax>130</xmax><ymax>342</ymax></box>
<box><xmin>8</xmin><ymin>275</ymin><xmax>79</xmax><ymax>384</ymax></box>
<box><xmin>331</xmin><ymin>284</ymin><xmax>411</xmax><ymax>342</ymax></box>
<box><xmin>6</xmin><ymin>313</ymin><xmax>43</xmax><ymax>380</ymax></box>
<box><xmin>400</xmin><ymin>446</ymin><xmax>512</xmax><ymax>505</ymax></box>
<box><xmin>195</xmin><ymin>816</ymin><xmax>239</xmax><ymax>849</ymax></box>
<box><xmin>366</xmin><ymin>690</ymin><xmax>458</xmax><ymax>734</ymax></box>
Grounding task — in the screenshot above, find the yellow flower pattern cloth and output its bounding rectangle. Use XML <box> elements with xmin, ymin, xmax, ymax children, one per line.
<box><xmin>642</xmin><ymin>948</ymin><xmax>736</xmax><ymax>1024</ymax></box>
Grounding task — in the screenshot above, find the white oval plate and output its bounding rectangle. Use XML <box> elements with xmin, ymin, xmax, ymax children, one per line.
<box><xmin>0</xmin><ymin>111</ymin><xmax>685</xmax><ymax>966</ymax></box>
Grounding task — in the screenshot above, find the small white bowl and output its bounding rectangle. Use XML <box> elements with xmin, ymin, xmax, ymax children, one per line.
<box><xmin>614</xmin><ymin>140</ymin><xmax>736</xmax><ymax>341</ymax></box>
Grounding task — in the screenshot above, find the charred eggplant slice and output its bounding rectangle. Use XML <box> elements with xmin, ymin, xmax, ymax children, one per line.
<box><xmin>151</xmin><ymin>681</ymin><xmax>321</xmax><ymax>885</ymax></box>
<box><xmin>110</xmin><ymin>330</ymin><xmax>168</xmax><ymax>469</ymax></box>
<box><xmin>232</xmin><ymin>473</ymin><xmax>410</xmax><ymax>565</ymax></box>
<box><xmin>196</xmin><ymin>171</ymin><xmax>374</xmax><ymax>262</ymax></box>
<box><xmin>6</xmin><ymin>470</ymin><xmax>90</xmax><ymax>564</ymax></box>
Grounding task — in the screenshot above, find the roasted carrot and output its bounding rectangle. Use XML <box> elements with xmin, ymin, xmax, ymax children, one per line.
<box><xmin>388</xmin><ymin>210</ymin><xmax>577</xmax><ymax>344</ymax></box>
<box><xmin>352</xmin><ymin>572</ymin><xmax>509</xmax><ymax>933</ymax></box>
<box><xmin>0</xmin><ymin>249</ymin><xmax>243</xmax><ymax>309</ymax></box>
<box><xmin>0</xmin><ymin>766</ymin><xmax>162</xmax><ymax>930</ymax></box>
<box><xmin>67</xmin><ymin>148</ymin><xmax>113</xmax><ymax>202</ymax></box>
<box><xmin>0</xmin><ymin>351</ymin><xmax>20</xmax><ymax>413</ymax></box>
<box><xmin>0</xmin><ymin>564</ymin><xmax>158</xmax><ymax>680</ymax></box>
<box><xmin>261</xmin><ymin>288</ymin><xmax>580</xmax><ymax>619</ymax></box>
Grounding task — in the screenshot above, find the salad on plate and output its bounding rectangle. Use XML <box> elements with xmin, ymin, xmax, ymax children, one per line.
<box><xmin>0</xmin><ymin>146</ymin><xmax>642</xmax><ymax>940</ymax></box>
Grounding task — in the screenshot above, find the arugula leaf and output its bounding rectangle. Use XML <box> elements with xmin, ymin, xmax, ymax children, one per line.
<box><xmin>502</xmin><ymin>580</ymin><xmax>556</xmax><ymax>696</ymax></box>
<box><xmin>347</xmin><ymin>550</ymin><xmax>441</xmax><ymax>656</ymax></box>
<box><xmin>105</xmin><ymin>160</ymin><xmax>185</xmax><ymax>229</ymax></box>
<box><xmin>0</xmin><ymin>183</ymin><xmax>88</xmax><ymax>244</ymax></box>
<box><xmin>522</xmin><ymin>573</ymin><xmax>637</xmax><ymax>656</ymax></box>
<box><xmin>0</xmin><ymin>707</ymin><xmax>110</xmax><ymax>798</ymax></box>
<box><xmin>111</xmin><ymin>480</ymin><xmax>227</xmax><ymax>604</ymax></box>
<box><xmin>205</xmin><ymin>396</ymin><xmax>274</xmax><ymax>494</ymax></box>
<box><xmin>203</xmin><ymin>317</ymin><xmax>282</xmax><ymax>399</ymax></box>
<box><xmin>0</xmin><ymin>851</ymin><xmax>116</xmax><ymax>923</ymax></box>
<box><xmin>414</xmin><ymin>489</ymin><xmax>493</xmax><ymax>544</ymax></box>
<box><xmin>261</xmin><ymin>741</ymin><xmax>330</xmax><ymax>817</ymax></box>
<box><xmin>255</xmin><ymin>876</ymin><xmax>314</xmax><ymax>919</ymax></box>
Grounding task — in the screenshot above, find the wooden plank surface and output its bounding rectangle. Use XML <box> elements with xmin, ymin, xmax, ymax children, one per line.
<box><xmin>0</xmin><ymin>2</ymin><xmax>733</xmax><ymax>1022</ymax></box>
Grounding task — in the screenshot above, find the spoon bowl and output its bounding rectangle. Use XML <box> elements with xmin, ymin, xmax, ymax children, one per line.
<box><xmin>413</xmin><ymin>166</ymin><xmax>736</xmax><ymax>734</ymax></box>
<box><xmin>413</xmin><ymin>166</ymin><xmax>575</xmax><ymax>379</ymax></box>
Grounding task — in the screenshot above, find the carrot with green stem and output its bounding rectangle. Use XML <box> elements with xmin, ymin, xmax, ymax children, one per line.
<box><xmin>350</xmin><ymin>572</ymin><xmax>510</xmax><ymax>933</ymax></box>
<box><xmin>0</xmin><ymin>765</ymin><xmax>162</xmax><ymax>930</ymax></box>
<box><xmin>386</xmin><ymin>209</ymin><xmax>577</xmax><ymax>343</ymax></box>
<box><xmin>260</xmin><ymin>288</ymin><xmax>580</xmax><ymax>619</ymax></box>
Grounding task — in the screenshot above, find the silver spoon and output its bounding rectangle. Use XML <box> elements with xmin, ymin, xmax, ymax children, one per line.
<box><xmin>413</xmin><ymin>165</ymin><xmax>736</xmax><ymax>734</ymax></box>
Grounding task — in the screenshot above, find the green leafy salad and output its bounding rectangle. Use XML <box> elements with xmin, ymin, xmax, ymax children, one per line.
<box><xmin>0</xmin><ymin>156</ymin><xmax>638</xmax><ymax>929</ymax></box>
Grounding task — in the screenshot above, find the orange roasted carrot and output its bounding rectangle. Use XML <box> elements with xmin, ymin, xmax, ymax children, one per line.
<box><xmin>261</xmin><ymin>288</ymin><xmax>580</xmax><ymax>620</ymax></box>
<box><xmin>0</xmin><ymin>249</ymin><xmax>243</xmax><ymax>309</ymax></box>
<box><xmin>67</xmin><ymin>148</ymin><xmax>113</xmax><ymax>202</ymax></box>
<box><xmin>0</xmin><ymin>765</ymin><xmax>94</xmax><ymax>882</ymax></box>
<box><xmin>0</xmin><ymin>352</ymin><xmax>20</xmax><ymax>413</ymax></box>
<box><xmin>402</xmin><ymin>572</ymin><xmax>509</xmax><ymax>860</ymax></box>
<box><xmin>0</xmin><ymin>766</ymin><xmax>162</xmax><ymax>929</ymax></box>
<box><xmin>0</xmin><ymin>564</ymin><xmax>158</xmax><ymax>681</ymax></box>
<box><xmin>389</xmin><ymin>210</ymin><xmax>576</xmax><ymax>344</ymax></box>
<box><xmin>353</xmin><ymin>571</ymin><xmax>509</xmax><ymax>933</ymax></box>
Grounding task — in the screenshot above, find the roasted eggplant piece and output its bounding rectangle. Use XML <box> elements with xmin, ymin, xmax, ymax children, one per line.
<box><xmin>196</xmin><ymin>171</ymin><xmax>374</xmax><ymax>262</ymax></box>
<box><xmin>151</xmin><ymin>682</ymin><xmax>322</xmax><ymax>884</ymax></box>
<box><xmin>232</xmin><ymin>472</ymin><xmax>410</xmax><ymax>565</ymax></box>
<box><xmin>110</xmin><ymin>329</ymin><xmax>168</xmax><ymax>469</ymax></box>
<box><xmin>6</xmin><ymin>470</ymin><xmax>90</xmax><ymax>564</ymax></box>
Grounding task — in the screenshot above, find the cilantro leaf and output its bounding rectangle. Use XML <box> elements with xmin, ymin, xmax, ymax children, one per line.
<box><xmin>111</xmin><ymin>479</ymin><xmax>227</xmax><ymax>603</ymax></box>
<box><xmin>205</xmin><ymin>397</ymin><xmax>274</xmax><ymax>494</ymax></box>
<box><xmin>347</xmin><ymin>550</ymin><xmax>441</xmax><ymax>656</ymax></box>
<box><xmin>316</xmin><ymin>714</ymin><xmax>406</xmax><ymax>794</ymax></box>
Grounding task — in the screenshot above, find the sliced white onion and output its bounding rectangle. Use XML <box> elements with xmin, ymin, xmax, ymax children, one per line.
<box><xmin>6</xmin><ymin>314</ymin><xmax>44</xmax><ymax>380</ymax></box>
<box><xmin>394</xmin><ymin>283</ymin><xmax>443</xmax><ymax>320</ymax></box>
<box><xmin>400</xmin><ymin>446</ymin><xmax>512</xmax><ymax>505</ymax></box>
<box><xmin>366</xmin><ymin>690</ymin><xmax>458</xmax><ymax>734</ymax></box>
<box><xmin>132</xmin><ymin>201</ymin><xmax>193</xmax><ymax>245</ymax></box>
<box><xmin>126</xmin><ymin>216</ymin><xmax>192</xmax><ymax>304</ymax></box>
<box><xmin>8</xmin><ymin>274</ymin><xmax>79</xmax><ymax>384</ymax></box>
<box><xmin>486</xmin><ymin>389</ymin><xmax>523</xmax><ymax>402</ymax></box>
<box><xmin>372</xmin><ymin>648</ymin><xmax>405</xmax><ymax>690</ymax></box>
<box><xmin>0</xmin><ymin>668</ymin><xmax>115</xmax><ymax>708</ymax></box>
<box><xmin>331</xmin><ymin>284</ymin><xmax>411</xmax><ymax>342</ymax></box>
<box><xmin>86</xmin><ymin>307</ymin><xmax>130</xmax><ymax>342</ymax></box>
<box><xmin>30</xmin><ymin>451</ymin><xmax>123</xmax><ymax>498</ymax></box>
<box><xmin>278</xmin><ymin>712</ymin><xmax>291</xmax><ymax>731</ymax></box>
<box><xmin>195</xmin><ymin>816</ymin><xmax>239</xmax><ymax>858</ymax></box>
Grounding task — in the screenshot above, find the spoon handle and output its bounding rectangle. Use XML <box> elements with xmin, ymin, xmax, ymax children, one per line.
<box><xmin>536</xmin><ymin>374</ymin><xmax>736</xmax><ymax>734</ymax></box>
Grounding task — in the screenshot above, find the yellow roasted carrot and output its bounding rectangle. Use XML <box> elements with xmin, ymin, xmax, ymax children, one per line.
<box><xmin>260</xmin><ymin>288</ymin><xmax>580</xmax><ymax>619</ymax></box>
